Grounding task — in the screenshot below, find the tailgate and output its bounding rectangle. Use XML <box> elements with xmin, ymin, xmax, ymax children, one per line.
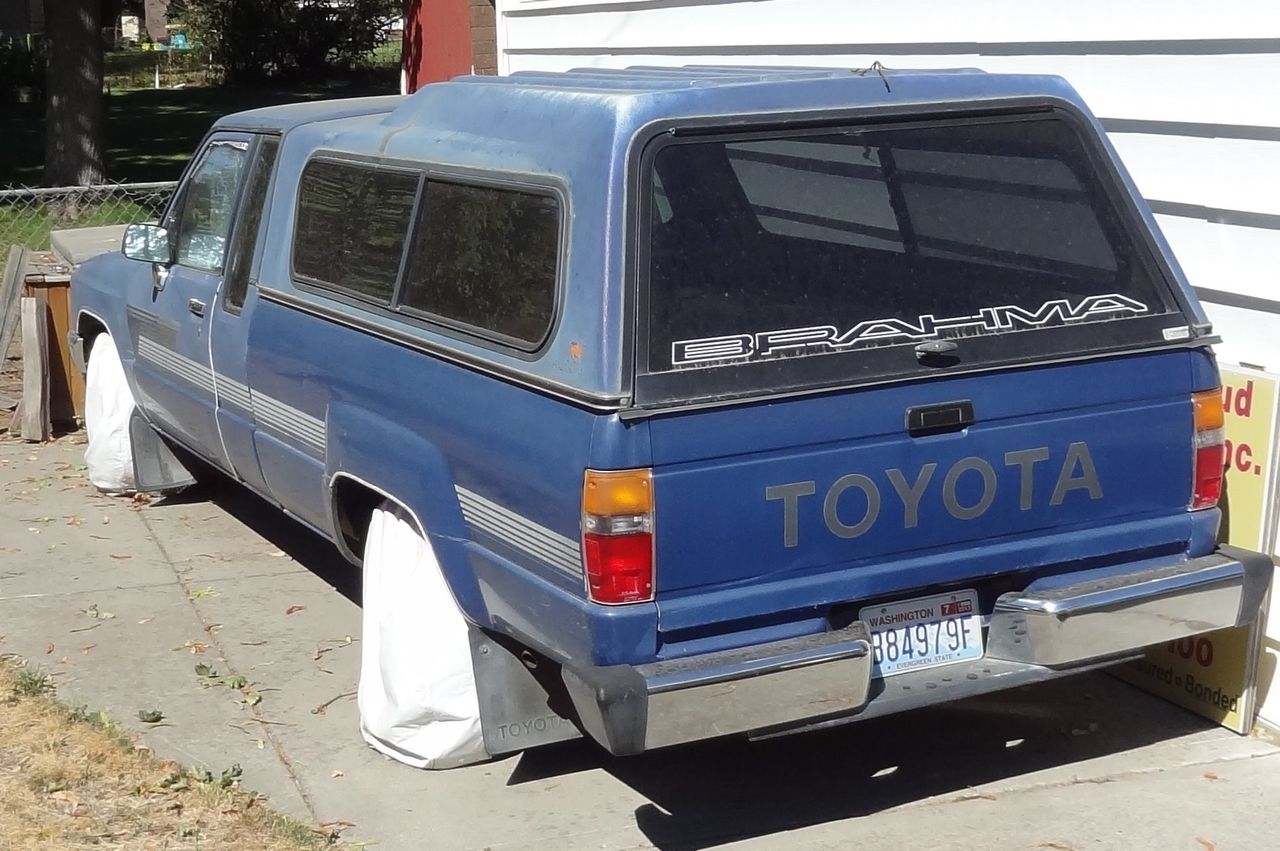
<box><xmin>649</xmin><ymin>352</ymin><xmax>1196</xmax><ymax>595</ymax></box>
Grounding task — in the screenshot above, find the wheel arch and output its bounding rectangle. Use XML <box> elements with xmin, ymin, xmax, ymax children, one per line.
<box><xmin>328</xmin><ymin>471</ymin><xmax>428</xmax><ymax>566</ymax></box>
<box><xmin>323</xmin><ymin>402</ymin><xmax>485</xmax><ymax>621</ymax></box>
<box><xmin>75</xmin><ymin>309</ymin><xmax>110</xmax><ymax>368</ymax></box>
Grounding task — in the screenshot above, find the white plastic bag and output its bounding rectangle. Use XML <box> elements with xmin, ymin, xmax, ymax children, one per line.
<box><xmin>83</xmin><ymin>333</ymin><xmax>136</xmax><ymax>493</ymax></box>
<box><xmin>358</xmin><ymin>503</ymin><xmax>488</xmax><ymax>769</ymax></box>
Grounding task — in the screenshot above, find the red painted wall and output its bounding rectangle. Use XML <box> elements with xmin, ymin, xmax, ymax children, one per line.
<box><xmin>403</xmin><ymin>0</ymin><xmax>474</xmax><ymax>92</ymax></box>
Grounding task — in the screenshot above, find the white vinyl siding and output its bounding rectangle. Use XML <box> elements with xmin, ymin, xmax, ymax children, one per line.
<box><xmin>496</xmin><ymin>0</ymin><xmax>1280</xmax><ymax>369</ymax></box>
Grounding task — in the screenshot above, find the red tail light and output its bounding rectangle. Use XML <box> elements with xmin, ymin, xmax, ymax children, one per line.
<box><xmin>582</xmin><ymin>469</ymin><xmax>654</xmax><ymax>604</ymax></box>
<box><xmin>1191</xmin><ymin>389</ymin><xmax>1225</xmax><ymax>511</ymax></box>
<box><xmin>583</xmin><ymin>532</ymin><xmax>653</xmax><ymax>604</ymax></box>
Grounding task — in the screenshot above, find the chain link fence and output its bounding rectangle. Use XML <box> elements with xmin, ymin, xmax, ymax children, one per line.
<box><xmin>0</xmin><ymin>182</ymin><xmax>177</xmax><ymax>252</ymax></box>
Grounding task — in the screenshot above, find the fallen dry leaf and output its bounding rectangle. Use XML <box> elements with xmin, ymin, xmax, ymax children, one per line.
<box><xmin>1195</xmin><ymin>838</ymin><xmax>1216</xmax><ymax>851</ymax></box>
<box><xmin>44</xmin><ymin>642</ymin><xmax>54</xmax><ymax>654</ymax></box>
<box><xmin>314</xmin><ymin>820</ymin><xmax>356</xmax><ymax>840</ymax></box>
<box><xmin>49</xmin><ymin>790</ymin><xmax>87</xmax><ymax>817</ymax></box>
<box><xmin>137</xmin><ymin>617</ymin><xmax>154</xmax><ymax>625</ymax></box>
<box><xmin>285</xmin><ymin>605</ymin><xmax>305</xmax><ymax>615</ymax></box>
<box><xmin>330</xmin><ymin>769</ymin><xmax>344</xmax><ymax>779</ymax></box>
<box><xmin>1203</xmin><ymin>771</ymin><xmax>1220</xmax><ymax>781</ymax></box>
<box><xmin>101</xmin><ymin>515</ymin><xmax>109</xmax><ymax>525</ymax></box>
<box><xmin>65</xmin><ymin>516</ymin><xmax>81</xmax><ymax>527</ymax></box>
<box><xmin>108</xmin><ymin>553</ymin><xmax>131</xmax><ymax>560</ymax></box>
<box><xmin>80</xmin><ymin>645</ymin><xmax>95</xmax><ymax>655</ymax></box>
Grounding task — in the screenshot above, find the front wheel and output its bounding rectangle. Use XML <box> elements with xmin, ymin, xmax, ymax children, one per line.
<box><xmin>83</xmin><ymin>333</ymin><xmax>136</xmax><ymax>493</ymax></box>
<box><xmin>357</xmin><ymin>501</ymin><xmax>488</xmax><ymax>769</ymax></box>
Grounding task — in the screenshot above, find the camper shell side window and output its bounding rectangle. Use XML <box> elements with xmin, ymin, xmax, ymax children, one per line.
<box><xmin>290</xmin><ymin>155</ymin><xmax>566</xmax><ymax>356</ymax></box>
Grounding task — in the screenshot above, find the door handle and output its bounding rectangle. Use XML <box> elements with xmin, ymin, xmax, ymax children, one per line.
<box><xmin>906</xmin><ymin>400</ymin><xmax>975</xmax><ymax>437</ymax></box>
<box><xmin>188</xmin><ymin>298</ymin><xmax>206</xmax><ymax>317</ymax></box>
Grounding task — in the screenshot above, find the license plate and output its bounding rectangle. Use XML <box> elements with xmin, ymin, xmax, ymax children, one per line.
<box><xmin>859</xmin><ymin>589</ymin><xmax>984</xmax><ymax>677</ymax></box>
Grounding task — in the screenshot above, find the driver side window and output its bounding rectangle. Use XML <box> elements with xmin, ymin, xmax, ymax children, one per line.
<box><xmin>170</xmin><ymin>139</ymin><xmax>249</xmax><ymax>272</ymax></box>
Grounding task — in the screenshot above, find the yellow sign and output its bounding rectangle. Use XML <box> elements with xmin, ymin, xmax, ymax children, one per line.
<box><xmin>1116</xmin><ymin>367</ymin><xmax>1278</xmax><ymax>733</ymax></box>
<box><xmin>1219</xmin><ymin>370</ymin><xmax>1278</xmax><ymax>551</ymax></box>
<box><xmin>1123</xmin><ymin>629</ymin><xmax>1255</xmax><ymax>730</ymax></box>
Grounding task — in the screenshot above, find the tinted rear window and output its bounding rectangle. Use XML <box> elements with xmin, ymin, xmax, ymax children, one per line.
<box><xmin>641</xmin><ymin>114</ymin><xmax>1182</xmax><ymax>402</ymax></box>
<box><xmin>293</xmin><ymin>160</ymin><xmax>418</xmax><ymax>302</ymax></box>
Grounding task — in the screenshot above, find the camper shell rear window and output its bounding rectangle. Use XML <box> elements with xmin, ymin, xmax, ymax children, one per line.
<box><xmin>637</xmin><ymin>112</ymin><xmax>1187</xmax><ymax>405</ymax></box>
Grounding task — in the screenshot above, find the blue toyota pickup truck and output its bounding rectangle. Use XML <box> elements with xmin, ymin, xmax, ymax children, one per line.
<box><xmin>70</xmin><ymin>66</ymin><xmax>1271</xmax><ymax>768</ymax></box>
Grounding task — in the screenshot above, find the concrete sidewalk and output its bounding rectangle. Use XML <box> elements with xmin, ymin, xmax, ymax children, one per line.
<box><xmin>1</xmin><ymin>432</ymin><xmax>1277</xmax><ymax>850</ymax></box>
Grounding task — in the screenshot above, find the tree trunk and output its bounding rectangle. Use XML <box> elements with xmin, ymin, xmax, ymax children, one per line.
<box><xmin>43</xmin><ymin>0</ymin><xmax>104</xmax><ymax>187</ymax></box>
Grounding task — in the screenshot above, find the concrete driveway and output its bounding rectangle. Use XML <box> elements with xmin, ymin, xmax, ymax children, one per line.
<box><xmin>1</xmin><ymin>432</ymin><xmax>1277</xmax><ymax>850</ymax></box>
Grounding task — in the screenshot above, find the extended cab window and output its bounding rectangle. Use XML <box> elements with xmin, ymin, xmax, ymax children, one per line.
<box><xmin>640</xmin><ymin>114</ymin><xmax>1184</xmax><ymax>404</ymax></box>
<box><xmin>293</xmin><ymin>160</ymin><xmax>419</xmax><ymax>302</ymax></box>
<box><xmin>399</xmin><ymin>181</ymin><xmax>559</xmax><ymax>348</ymax></box>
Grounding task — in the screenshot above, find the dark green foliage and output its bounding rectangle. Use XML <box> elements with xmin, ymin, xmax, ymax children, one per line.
<box><xmin>0</xmin><ymin>37</ymin><xmax>46</xmax><ymax>104</ymax></box>
<box><xmin>172</xmin><ymin>0</ymin><xmax>401</xmax><ymax>85</ymax></box>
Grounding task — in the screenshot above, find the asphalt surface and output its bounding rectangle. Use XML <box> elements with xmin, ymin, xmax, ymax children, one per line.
<box><xmin>1</xmin><ymin>432</ymin><xmax>1277</xmax><ymax>850</ymax></box>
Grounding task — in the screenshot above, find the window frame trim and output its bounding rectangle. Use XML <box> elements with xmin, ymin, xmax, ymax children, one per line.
<box><xmin>288</xmin><ymin>150</ymin><xmax>570</xmax><ymax>362</ymax></box>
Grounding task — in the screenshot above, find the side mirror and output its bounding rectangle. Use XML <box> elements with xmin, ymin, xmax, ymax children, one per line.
<box><xmin>121</xmin><ymin>223</ymin><xmax>174</xmax><ymax>266</ymax></box>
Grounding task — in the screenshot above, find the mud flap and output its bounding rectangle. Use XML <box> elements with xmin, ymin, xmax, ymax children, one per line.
<box><xmin>128</xmin><ymin>410</ymin><xmax>197</xmax><ymax>493</ymax></box>
<box><xmin>469</xmin><ymin>627</ymin><xmax>582</xmax><ymax>756</ymax></box>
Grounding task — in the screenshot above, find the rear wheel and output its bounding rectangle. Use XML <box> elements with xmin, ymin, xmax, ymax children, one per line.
<box><xmin>357</xmin><ymin>500</ymin><xmax>488</xmax><ymax>769</ymax></box>
<box><xmin>83</xmin><ymin>333</ymin><xmax>136</xmax><ymax>493</ymax></box>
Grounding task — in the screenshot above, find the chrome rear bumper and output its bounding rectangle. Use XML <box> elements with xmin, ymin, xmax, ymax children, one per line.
<box><xmin>561</xmin><ymin>547</ymin><xmax>1271</xmax><ymax>756</ymax></box>
<box><xmin>562</xmin><ymin>621</ymin><xmax>872</xmax><ymax>755</ymax></box>
<box><xmin>987</xmin><ymin>546</ymin><xmax>1270</xmax><ymax>667</ymax></box>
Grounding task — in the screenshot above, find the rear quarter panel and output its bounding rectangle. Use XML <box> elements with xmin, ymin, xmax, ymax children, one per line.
<box><xmin>246</xmin><ymin>296</ymin><xmax>659</xmax><ymax>665</ymax></box>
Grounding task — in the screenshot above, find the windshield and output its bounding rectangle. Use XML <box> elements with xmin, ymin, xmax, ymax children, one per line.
<box><xmin>639</xmin><ymin>113</ymin><xmax>1183</xmax><ymax>404</ymax></box>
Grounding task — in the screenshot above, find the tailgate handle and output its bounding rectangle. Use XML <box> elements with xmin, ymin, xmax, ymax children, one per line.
<box><xmin>906</xmin><ymin>400</ymin><xmax>974</xmax><ymax>437</ymax></box>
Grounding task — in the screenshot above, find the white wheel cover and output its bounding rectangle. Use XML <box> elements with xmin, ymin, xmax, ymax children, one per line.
<box><xmin>83</xmin><ymin>333</ymin><xmax>136</xmax><ymax>493</ymax></box>
<box><xmin>358</xmin><ymin>503</ymin><xmax>488</xmax><ymax>769</ymax></box>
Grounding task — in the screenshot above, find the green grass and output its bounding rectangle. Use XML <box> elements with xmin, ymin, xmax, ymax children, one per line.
<box><xmin>11</xmin><ymin>666</ymin><xmax>50</xmax><ymax>697</ymax></box>
<box><xmin>104</xmin><ymin>47</ymin><xmax>209</xmax><ymax>91</ymax></box>
<box><xmin>0</xmin><ymin>198</ymin><xmax>155</xmax><ymax>251</ymax></box>
<box><xmin>1</xmin><ymin>77</ymin><xmax>399</xmax><ymax>189</ymax></box>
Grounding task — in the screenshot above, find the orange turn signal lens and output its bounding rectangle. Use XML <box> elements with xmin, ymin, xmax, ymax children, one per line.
<box><xmin>583</xmin><ymin>469</ymin><xmax>653</xmax><ymax>516</ymax></box>
<box><xmin>1193</xmin><ymin>389</ymin><xmax>1225</xmax><ymax>432</ymax></box>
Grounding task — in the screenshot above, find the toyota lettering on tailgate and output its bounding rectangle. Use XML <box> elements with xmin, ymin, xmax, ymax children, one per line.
<box><xmin>765</xmin><ymin>442</ymin><xmax>1102</xmax><ymax>547</ymax></box>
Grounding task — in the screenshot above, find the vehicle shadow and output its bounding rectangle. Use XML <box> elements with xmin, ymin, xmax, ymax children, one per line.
<box><xmin>508</xmin><ymin>673</ymin><xmax>1216</xmax><ymax>850</ymax></box>
<box><xmin>153</xmin><ymin>474</ymin><xmax>361</xmax><ymax>606</ymax></box>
